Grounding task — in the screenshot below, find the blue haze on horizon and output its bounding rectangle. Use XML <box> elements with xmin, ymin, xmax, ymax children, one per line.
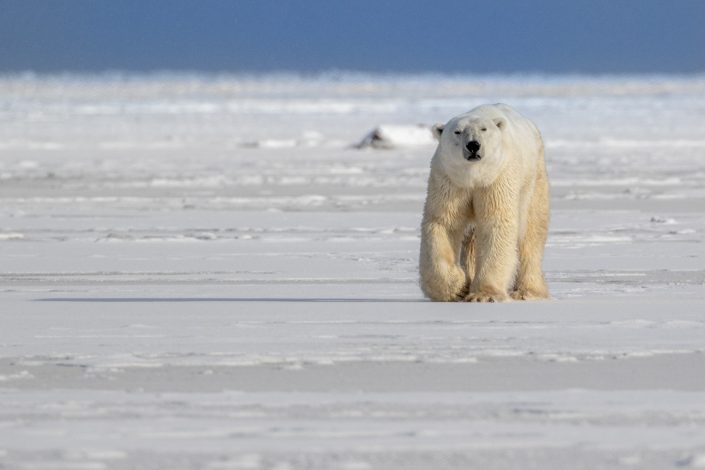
<box><xmin>1</xmin><ymin>0</ymin><xmax>704</xmax><ymax>75</ymax></box>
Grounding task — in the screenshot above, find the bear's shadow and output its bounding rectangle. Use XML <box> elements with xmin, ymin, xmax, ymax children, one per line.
<box><xmin>35</xmin><ymin>297</ymin><xmax>425</xmax><ymax>303</ymax></box>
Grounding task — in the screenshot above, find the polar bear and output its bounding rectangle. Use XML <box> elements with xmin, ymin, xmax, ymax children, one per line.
<box><xmin>419</xmin><ymin>104</ymin><xmax>549</xmax><ymax>302</ymax></box>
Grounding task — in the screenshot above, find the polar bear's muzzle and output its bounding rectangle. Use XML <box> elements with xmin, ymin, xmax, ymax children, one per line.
<box><xmin>464</xmin><ymin>140</ymin><xmax>482</xmax><ymax>161</ymax></box>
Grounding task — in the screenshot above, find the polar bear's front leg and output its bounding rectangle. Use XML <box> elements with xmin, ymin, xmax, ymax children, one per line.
<box><xmin>465</xmin><ymin>188</ymin><xmax>519</xmax><ymax>303</ymax></box>
<box><xmin>419</xmin><ymin>221</ymin><xmax>467</xmax><ymax>301</ymax></box>
<box><xmin>465</xmin><ymin>218</ymin><xmax>518</xmax><ymax>302</ymax></box>
<box><xmin>460</xmin><ymin>229</ymin><xmax>476</xmax><ymax>287</ymax></box>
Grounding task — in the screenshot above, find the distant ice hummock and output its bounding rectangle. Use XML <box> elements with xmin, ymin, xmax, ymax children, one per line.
<box><xmin>356</xmin><ymin>124</ymin><xmax>436</xmax><ymax>149</ymax></box>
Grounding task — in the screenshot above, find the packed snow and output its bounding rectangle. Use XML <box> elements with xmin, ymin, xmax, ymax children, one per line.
<box><xmin>1</xmin><ymin>73</ymin><xmax>705</xmax><ymax>469</ymax></box>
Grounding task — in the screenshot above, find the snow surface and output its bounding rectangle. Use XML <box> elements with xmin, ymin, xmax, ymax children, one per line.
<box><xmin>1</xmin><ymin>74</ymin><xmax>705</xmax><ymax>469</ymax></box>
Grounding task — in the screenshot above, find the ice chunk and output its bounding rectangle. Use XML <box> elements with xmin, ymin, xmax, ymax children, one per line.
<box><xmin>355</xmin><ymin>124</ymin><xmax>436</xmax><ymax>149</ymax></box>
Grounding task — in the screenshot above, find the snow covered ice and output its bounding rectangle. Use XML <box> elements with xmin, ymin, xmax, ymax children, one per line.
<box><xmin>1</xmin><ymin>73</ymin><xmax>705</xmax><ymax>469</ymax></box>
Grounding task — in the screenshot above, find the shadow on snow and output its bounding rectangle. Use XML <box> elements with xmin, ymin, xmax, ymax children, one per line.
<box><xmin>35</xmin><ymin>297</ymin><xmax>426</xmax><ymax>303</ymax></box>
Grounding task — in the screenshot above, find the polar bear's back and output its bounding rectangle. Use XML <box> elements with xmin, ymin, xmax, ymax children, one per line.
<box><xmin>468</xmin><ymin>103</ymin><xmax>541</xmax><ymax>144</ymax></box>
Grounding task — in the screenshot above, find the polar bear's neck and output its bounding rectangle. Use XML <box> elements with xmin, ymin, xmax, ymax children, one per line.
<box><xmin>435</xmin><ymin>150</ymin><xmax>506</xmax><ymax>190</ymax></box>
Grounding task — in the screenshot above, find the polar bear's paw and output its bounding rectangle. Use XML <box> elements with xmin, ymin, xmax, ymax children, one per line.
<box><xmin>454</xmin><ymin>283</ymin><xmax>470</xmax><ymax>301</ymax></box>
<box><xmin>421</xmin><ymin>272</ymin><xmax>468</xmax><ymax>302</ymax></box>
<box><xmin>464</xmin><ymin>288</ymin><xmax>509</xmax><ymax>303</ymax></box>
<box><xmin>437</xmin><ymin>282</ymin><xmax>468</xmax><ymax>302</ymax></box>
<box><xmin>510</xmin><ymin>287</ymin><xmax>549</xmax><ymax>301</ymax></box>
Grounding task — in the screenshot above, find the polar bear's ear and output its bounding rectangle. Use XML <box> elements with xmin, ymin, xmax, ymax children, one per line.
<box><xmin>493</xmin><ymin>118</ymin><xmax>505</xmax><ymax>130</ymax></box>
<box><xmin>431</xmin><ymin>123</ymin><xmax>445</xmax><ymax>140</ymax></box>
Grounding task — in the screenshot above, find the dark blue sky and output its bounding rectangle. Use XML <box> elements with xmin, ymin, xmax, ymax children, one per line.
<box><xmin>1</xmin><ymin>0</ymin><xmax>704</xmax><ymax>74</ymax></box>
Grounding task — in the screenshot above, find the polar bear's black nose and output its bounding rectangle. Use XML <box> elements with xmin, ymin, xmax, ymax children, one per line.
<box><xmin>466</xmin><ymin>140</ymin><xmax>481</xmax><ymax>153</ymax></box>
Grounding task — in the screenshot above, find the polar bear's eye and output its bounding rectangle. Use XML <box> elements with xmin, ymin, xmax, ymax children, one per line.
<box><xmin>453</xmin><ymin>130</ymin><xmax>461</xmax><ymax>135</ymax></box>
<box><xmin>481</xmin><ymin>128</ymin><xmax>487</xmax><ymax>132</ymax></box>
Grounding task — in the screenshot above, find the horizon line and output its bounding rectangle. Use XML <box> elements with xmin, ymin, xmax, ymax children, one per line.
<box><xmin>2</xmin><ymin>69</ymin><xmax>705</xmax><ymax>80</ymax></box>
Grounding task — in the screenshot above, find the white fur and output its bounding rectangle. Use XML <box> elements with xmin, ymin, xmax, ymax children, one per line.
<box><xmin>420</xmin><ymin>104</ymin><xmax>550</xmax><ymax>302</ymax></box>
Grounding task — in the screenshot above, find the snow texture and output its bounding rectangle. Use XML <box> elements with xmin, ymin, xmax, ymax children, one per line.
<box><xmin>1</xmin><ymin>74</ymin><xmax>705</xmax><ymax>469</ymax></box>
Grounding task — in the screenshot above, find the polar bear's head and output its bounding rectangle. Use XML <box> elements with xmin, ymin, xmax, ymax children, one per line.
<box><xmin>431</xmin><ymin>114</ymin><xmax>508</xmax><ymax>188</ymax></box>
<box><xmin>432</xmin><ymin>115</ymin><xmax>505</xmax><ymax>163</ymax></box>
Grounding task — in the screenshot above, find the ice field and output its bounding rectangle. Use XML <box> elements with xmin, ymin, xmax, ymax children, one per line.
<box><xmin>1</xmin><ymin>74</ymin><xmax>705</xmax><ymax>469</ymax></box>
